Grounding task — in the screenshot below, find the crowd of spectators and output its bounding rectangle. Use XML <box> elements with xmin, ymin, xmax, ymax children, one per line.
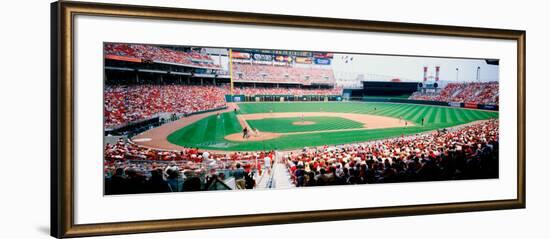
<box><xmin>285</xmin><ymin>119</ymin><xmax>499</xmax><ymax>186</ymax></box>
<box><xmin>104</xmin><ymin>138</ymin><xmax>274</xmax><ymax>194</ymax></box>
<box><xmin>230</xmin><ymin>85</ymin><xmax>343</xmax><ymax>96</ymax></box>
<box><xmin>104</xmin><ymin>85</ymin><xmax>227</xmax><ymax>128</ymax></box>
<box><xmin>232</xmin><ymin>63</ymin><xmax>336</xmax><ymax>84</ymax></box>
<box><xmin>104</xmin><ymin>43</ymin><xmax>220</xmax><ymax>68</ymax></box>
<box><xmin>409</xmin><ymin>82</ymin><xmax>499</xmax><ymax>105</ymax></box>
<box><xmin>104</xmin><ymin>84</ymin><xmax>345</xmax><ymax>128</ymax></box>
<box><xmin>104</xmin><ymin>119</ymin><xmax>498</xmax><ymax>194</ymax></box>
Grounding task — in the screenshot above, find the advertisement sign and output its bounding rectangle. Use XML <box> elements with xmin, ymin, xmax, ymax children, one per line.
<box><xmin>274</xmin><ymin>55</ymin><xmax>293</xmax><ymax>62</ymax></box>
<box><xmin>231</xmin><ymin>58</ymin><xmax>252</xmax><ymax>64</ymax></box>
<box><xmin>478</xmin><ymin>104</ymin><xmax>499</xmax><ymax>110</ymax></box>
<box><xmin>270</xmin><ymin>50</ymin><xmax>311</xmax><ymax>57</ymax></box>
<box><xmin>232</xmin><ymin>51</ymin><xmax>251</xmax><ymax>59</ymax></box>
<box><xmin>295</xmin><ymin>57</ymin><xmax>312</xmax><ymax>64</ymax></box>
<box><xmin>253</xmin><ymin>53</ymin><xmax>273</xmax><ymax>61</ymax></box>
<box><xmin>273</xmin><ymin>61</ymin><xmax>287</xmax><ymax>66</ymax></box>
<box><xmin>448</xmin><ymin>102</ymin><xmax>462</xmax><ymax>107</ymax></box>
<box><xmin>314</xmin><ymin>58</ymin><xmax>331</xmax><ymax>65</ymax></box>
<box><xmin>464</xmin><ymin>102</ymin><xmax>478</xmax><ymax>109</ymax></box>
<box><xmin>252</xmin><ymin>60</ymin><xmax>272</xmax><ymax>65</ymax></box>
<box><xmin>313</xmin><ymin>52</ymin><xmax>334</xmax><ymax>59</ymax></box>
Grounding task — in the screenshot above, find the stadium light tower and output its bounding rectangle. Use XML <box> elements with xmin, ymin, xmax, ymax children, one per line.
<box><xmin>423</xmin><ymin>66</ymin><xmax>428</xmax><ymax>82</ymax></box>
<box><xmin>476</xmin><ymin>66</ymin><xmax>481</xmax><ymax>82</ymax></box>
<box><xmin>455</xmin><ymin>67</ymin><xmax>459</xmax><ymax>82</ymax></box>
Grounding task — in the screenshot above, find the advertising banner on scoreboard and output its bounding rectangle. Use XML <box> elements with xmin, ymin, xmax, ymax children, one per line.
<box><xmin>232</xmin><ymin>51</ymin><xmax>251</xmax><ymax>59</ymax></box>
<box><xmin>295</xmin><ymin>56</ymin><xmax>312</xmax><ymax>64</ymax></box>
<box><xmin>270</xmin><ymin>50</ymin><xmax>311</xmax><ymax>57</ymax></box>
<box><xmin>314</xmin><ymin>58</ymin><xmax>332</xmax><ymax>65</ymax></box>
<box><xmin>274</xmin><ymin>55</ymin><xmax>293</xmax><ymax>62</ymax></box>
<box><xmin>253</xmin><ymin>53</ymin><xmax>273</xmax><ymax>61</ymax></box>
<box><xmin>313</xmin><ymin>52</ymin><xmax>334</xmax><ymax>59</ymax></box>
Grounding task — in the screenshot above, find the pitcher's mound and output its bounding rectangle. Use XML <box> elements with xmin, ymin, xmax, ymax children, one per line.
<box><xmin>292</xmin><ymin>121</ymin><xmax>316</xmax><ymax>125</ymax></box>
<box><xmin>224</xmin><ymin>132</ymin><xmax>282</xmax><ymax>142</ymax></box>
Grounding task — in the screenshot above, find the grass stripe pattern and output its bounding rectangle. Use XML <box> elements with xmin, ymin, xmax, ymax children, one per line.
<box><xmin>167</xmin><ymin>102</ymin><xmax>498</xmax><ymax>151</ymax></box>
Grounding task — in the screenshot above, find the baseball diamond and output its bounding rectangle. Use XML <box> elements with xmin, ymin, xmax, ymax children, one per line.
<box><xmin>131</xmin><ymin>102</ymin><xmax>499</xmax><ymax>151</ymax></box>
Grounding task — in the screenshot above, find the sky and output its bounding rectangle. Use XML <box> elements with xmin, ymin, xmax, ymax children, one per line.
<box><xmin>332</xmin><ymin>53</ymin><xmax>499</xmax><ymax>82</ymax></box>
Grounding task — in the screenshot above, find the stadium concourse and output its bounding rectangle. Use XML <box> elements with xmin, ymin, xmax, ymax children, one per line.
<box><xmin>103</xmin><ymin>43</ymin><xmax>500</xmax><ymax>194</ymax></box>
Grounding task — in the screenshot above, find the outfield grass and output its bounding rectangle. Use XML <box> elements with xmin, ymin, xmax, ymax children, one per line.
<box><xmin>167</xmin><ymin>102</ymin><xmax>498</xmax><ymax>151</ymax></box>
<box><xmin>166</xmin><ymin>111</ymin><xmax>242</xmax><ymax>148</ymax></box>
<box><xmin>247</xmin><ymin>116</ymin><xmax>364</xmax><ymax>133</ymax></box>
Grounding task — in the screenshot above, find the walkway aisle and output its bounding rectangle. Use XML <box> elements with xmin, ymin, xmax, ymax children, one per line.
<box><xmin>254</xmin><ymin>151</ymin><xmax>295</xmax><ymax>189</ymax></box>
<box><xmin>255</xmin><ymin>171</ymin><xmax>270</xmax><ymax>189</ymax></box>
<box><xmin>270</xmin><ymin>161</ymin><xmax>293</xmax><ymax>189</ymax></box>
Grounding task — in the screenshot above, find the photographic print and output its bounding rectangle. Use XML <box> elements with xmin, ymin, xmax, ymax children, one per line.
<box><xmin>52</xmin><ymin>2</ymin><xmax>524</xmax><ymax>236</ymax></box>
<box><xmin>103</xmin><ymin>43</ymin><xmax>500</xmax><ymax>195</ymax></box>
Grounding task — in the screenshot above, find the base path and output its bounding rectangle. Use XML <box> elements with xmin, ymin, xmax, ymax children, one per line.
<box><xmin>236</xmin><ymin>114</ymin><xmax>251</xmax><ymax>130</ymax></box>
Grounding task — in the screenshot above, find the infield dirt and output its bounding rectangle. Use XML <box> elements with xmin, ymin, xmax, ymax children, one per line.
<box><xmin>223</xmin><ymin>112</ymin><xmax>413</xmax><ymax>142</ymax></box>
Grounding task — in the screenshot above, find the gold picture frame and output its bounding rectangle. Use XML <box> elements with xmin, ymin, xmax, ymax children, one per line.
<box><xmin>51</xmin><ymin>1</ymin><xmax>526</xmax><ymax>238</ymax></box>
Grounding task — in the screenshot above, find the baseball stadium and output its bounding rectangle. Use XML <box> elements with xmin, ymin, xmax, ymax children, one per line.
<box><xmin>103</xmin><ymin>43</ymin><xmax>500</xmax><ymax>194</ymax></box>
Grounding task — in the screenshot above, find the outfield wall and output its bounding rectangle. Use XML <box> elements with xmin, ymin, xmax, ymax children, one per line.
<box><xmin>361</xmin><ymin>97</ymin><xmax>499</xmax><ymax>111</ymax></box>
<box><xmin>224</xmin><ymin>94</ymin><xmax>498</xmax><ymax>111</ymax></box>
<box><xmin>225</xmin><ymin>95</ymin><xmax>498</xmax><ymax>111</ymax></box>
